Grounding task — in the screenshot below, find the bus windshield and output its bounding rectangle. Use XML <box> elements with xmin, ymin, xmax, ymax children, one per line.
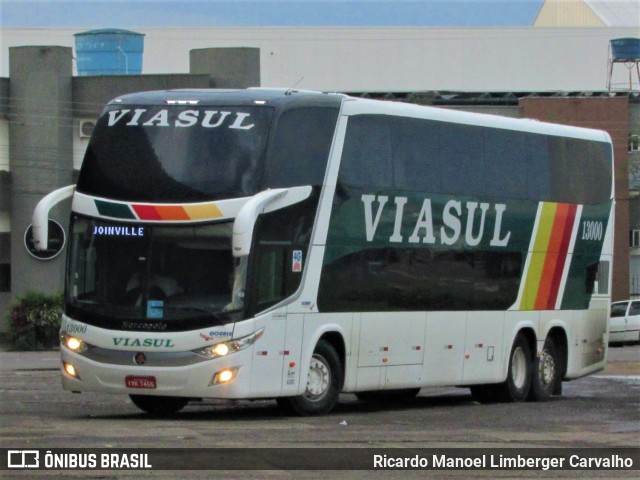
<box><xmin>76</xmin><ymin>105</ymin><xmax>273</xmax><ymax>202</ymax></box>
<box><xmin>66</xmin><ymin>216</ymin><xmax>245</xmax><ymax>331</ymax></box>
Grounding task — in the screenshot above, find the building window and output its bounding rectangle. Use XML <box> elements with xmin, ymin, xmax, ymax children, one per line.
<box><xmin>0</xmin><ymin>264</ymin><xmax>9</xmax><ymax>292</ymax></box>
<box><xmin>630</xmin><ymin>135</ymin><xmax>639</xmax><ymax>153</ymax></box>
<box><xmin>631</xmin><ymin>230</ymin><xmax>640</xmax><ymax>248</ymax></box>
<box><xmin>595</xmin><ymin>261</ymin><xmax>609</xmax><ymax>295</ymax></box>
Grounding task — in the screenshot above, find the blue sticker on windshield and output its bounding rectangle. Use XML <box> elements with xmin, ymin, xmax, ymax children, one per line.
<box><xmin>147</xmin><ymin>300</ymin><xmax>164</xmax><ymax>319</ymax></box>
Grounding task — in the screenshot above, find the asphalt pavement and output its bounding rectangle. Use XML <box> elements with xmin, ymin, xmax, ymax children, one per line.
<box><xmin>0</xmin><ymin>349</ymin><xmax>61</xmax><ymax>371</ymax></box>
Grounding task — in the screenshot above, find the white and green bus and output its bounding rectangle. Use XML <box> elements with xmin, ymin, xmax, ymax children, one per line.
<box><xmin>34</xmin><ymin>89</ymin><xmax>614</xmax><ymax>415</ymax></box>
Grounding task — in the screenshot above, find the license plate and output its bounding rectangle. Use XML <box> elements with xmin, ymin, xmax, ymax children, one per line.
<box><xmin>125</xmin><ymin>375</ymin><xmax>157</xmax><ymax>389</ymax></box>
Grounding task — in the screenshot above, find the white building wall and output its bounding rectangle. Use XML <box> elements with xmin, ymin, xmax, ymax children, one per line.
<box><xmin>2</xmin><ymin>27</ymin><xmax>638</xmax><ymax>92</ymax></box>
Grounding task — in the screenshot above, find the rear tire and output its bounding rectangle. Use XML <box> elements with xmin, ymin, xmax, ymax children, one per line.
<box><xmin>278</xmin><ymin>340</ymin><xmax>343</xmax><ymax>416</ymax></box>
<box><xmin>469</xmin><ymin>333</ymin><xmax>532</xmax><ymax>403</ymax></box>
<box><xmin>129</xmin><ymin>395</ymin><xmax>189</xmax><ymax>415</ymax></box>
<box><xmin>504</xmin><ymin>333</ymin><xmax>532</xmax><ymax>402</ymax></box>
<box><xmin>528</xmin><ymin>337</ymin><xmax>558</xmax><ymax>401</ymax></box>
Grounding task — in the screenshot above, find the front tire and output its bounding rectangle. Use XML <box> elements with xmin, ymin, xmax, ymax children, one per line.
<box><xmin>278</xmin><ymin>339</ymin><xmax>343</xmax><ymax>416</ymax></box>
<box><xmin>529</xmin><ymin>337</ymin><xmax>558</xmax><ymax>401</ymax></box>
<box><xmin>129</xmin><ymin>395</ymin><xmax>189</xmax><ymax>415</ymax></box>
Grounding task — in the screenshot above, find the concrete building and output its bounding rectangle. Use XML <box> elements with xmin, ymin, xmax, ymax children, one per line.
<box><xmin>0</xmin><ymin>22</ymin><xmax>638</xmax><ymax>332</ymax></box>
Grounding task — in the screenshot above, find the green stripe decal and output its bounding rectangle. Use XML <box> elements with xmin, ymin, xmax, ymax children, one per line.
<box><xmin>94</xmin><ymin>200</ymin><xmax>136</xmax><ymax>219</ymax></box>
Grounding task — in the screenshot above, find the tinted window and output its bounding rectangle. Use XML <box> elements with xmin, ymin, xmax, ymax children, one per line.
<box><xmin>629</xmin><ymin>301</ymin><xmax>640</xmax><ymax>316</ymax></box>
<box><xmin>339</xmin><ymin>115</ymin><xmax>393</xmax><ymax>188</ymax></box>
<box><xmin>339</xmin><ymin>114</ymin><xmax>612</xmax><ymax>204</ymax></box>
<box><xmin>439</xmin><ymin>123</ymin><xmax>484</xmax><ymax>196</ymax></box>
<box><xmin>525</xmin><ymin>134</ymin><xmax>552</xmax><ymax>200</ymax></box>
<box><xmin>485</xmin><ymin>129</ymin><xmax>528</xmax><ymax>199</ymax></box>
<box><xmin>318</xmin><ymin>247</ymin><xmax>521</xmax><ymax>312</ymax></box>
<box><xmin>77</xmin><ymin>106</ymin><xmax>273</xmax><ymax>202</ymax></box>
<box><xmin>65</xmin><ymin>216</ymin><xmax>241</xmax><ymax>331</ymax></box>
<box><xmin>264</xmin><ymin>107</ymin><xmax>339</xmax><ymax>188</ymax></box>
<box><xmin>610</xmin><ymin>302</ymin><xmax>628</xmax><ymax>317</ymax></box>
<box><xmin>392</xmin><ymin>117</ymin><xmax>442</xmax><ymax>192</ymax></box>
<box><xmin>548</xmin><ymin>138</ymin><xmax>612</xmax><ymax>204</ymax></box>
<box><xmin>247</xmin><ymin>192</ymin><xmax>319</xmax><ymax>316</ymax></box>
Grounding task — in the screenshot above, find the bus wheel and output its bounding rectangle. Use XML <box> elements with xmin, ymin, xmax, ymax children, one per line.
<box><xmin>471</xmin><ymin>334</ymin><xmax>532</xmax><ymax>403</ymax></box>
<box><xmin>280</xmin><ymin>340</ymin><xmax>343</xmax><ymax>416</ymax></box>
<box><xmin>504</xmin><ymin>333</ymin><xmax>532</xmax><ymax>402</ymax></box>
<box><xmin>528</xmin><ymin>337</ymin><xmax>557</xmax><ymax>401</ymax></box>
<box><xmin>129</xmin><ymin>395</ymin><xmax>189</xmax><ymax>415</ymax></box>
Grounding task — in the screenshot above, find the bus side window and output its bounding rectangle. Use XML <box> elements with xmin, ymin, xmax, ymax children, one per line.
<box><xmin>246</xmin><ymin>195</ymin><xmax>318</xmax><ymax>316</ymax></box>
<box><xmin>255</xmin><ymin>248</ymin><xmax>287</xmax><ymax>308</ymax></box>
<box><xmin>341</xmin><ymin>116</ymin><xmax>393</xmax><ymax>188</ymax></box>
<box><xmin>392</xmin><ymin>117</ymin><xmax>443</xmax><ymax>193</ymax></box>
<box><xmin>483</xmin><ymin>129</ymin><xmax>527</xmax><ymax>200</ymax></box>
<box><xmin>439</xmin><ymin>123</ymin><xmax>485</xmax><ymax>197</ymax></box>
<box><xmin>525</xmin><ymin>134</ymin><xmax>551</xmax><ymax>202</ymax></box>
<box><xmin>264</xmin><ymin>107</ymin><xmax>339</xmax><ymax>189</ymax></box>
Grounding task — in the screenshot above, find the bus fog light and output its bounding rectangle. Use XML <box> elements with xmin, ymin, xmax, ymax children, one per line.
<box><xmin>63</xmin><ymin>362</ymin><xmax>80</xmax><ymax>379</ymax></box>
<box><xmin>211</xmin><ymin>367</ymin><xmax>238</xmax><ymax>385</ymax></box>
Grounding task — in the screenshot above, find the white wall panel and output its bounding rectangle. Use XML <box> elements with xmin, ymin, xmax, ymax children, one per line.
<box><xmin>2</xmin><ymin>27</ymin><xmax>638</xmax><ymax>92</ymax></box>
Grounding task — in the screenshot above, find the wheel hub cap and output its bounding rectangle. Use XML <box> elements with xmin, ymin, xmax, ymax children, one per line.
<box><xmin>305</xmin><ymin>354</ymin><xmax>330</xmax><ymax>401</ymax></box>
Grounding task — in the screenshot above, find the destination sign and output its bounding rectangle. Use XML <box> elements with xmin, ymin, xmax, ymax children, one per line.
<box><xmin>92</xmin><ymin>225</ymin><xmax>145</xmax><ymax>237</ymax></box>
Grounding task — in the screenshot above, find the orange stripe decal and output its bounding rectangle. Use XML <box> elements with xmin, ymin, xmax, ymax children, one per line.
<box><xmin>521</xmin><ymin>202</ymin><xmax>578</xmax><ymax>311</ymax></box>
<box><xmin>131</xmin><ymin>202</ymin><xmax>223</xmax><ymax>221</ymax></box>
<box><xmin>535</xmin><ymin>203</ymin><xmax>570</xmax><ymax>309</ymax></box>
<box><xmin>154</xmin><ymin>205</ymin><xmax>190</xmax><ymax>221</ymax></box>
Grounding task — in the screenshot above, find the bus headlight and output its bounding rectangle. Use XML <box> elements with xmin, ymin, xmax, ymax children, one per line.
<box><xmin>212</xmin><ymin>343</ymin><xmax>230</xmax><ymax>357</ymax></box>
<box><xmin>194</xmin><ymin>328</ymin><xmax>264</xmax><ymax>359</ymax></box>
<box><xmin>61</xmin><ymin>333</ymin><xmax>88</xmax><ymax>353</ymax></box>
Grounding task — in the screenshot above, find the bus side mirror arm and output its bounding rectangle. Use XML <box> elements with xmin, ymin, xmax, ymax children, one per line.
<box><xmin>32</xmin><ymin>185</ymin><xmax>75</xmax><ymax>250</ymax></box>
<box><xmin>232</xmin><ymin>185</ymin><xmax>312</xmax><ymax>257</ymax></box>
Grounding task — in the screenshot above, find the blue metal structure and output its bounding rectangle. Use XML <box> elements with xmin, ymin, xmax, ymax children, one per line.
<box><xmin>74</xmin><ymin>29</ymin><xmax>145</xmax><ymax>76</ymax></box>
<box><xmin>607</xmin><ymin>38</ymin><xmax>640</xmax><ymax>91</ymax></box>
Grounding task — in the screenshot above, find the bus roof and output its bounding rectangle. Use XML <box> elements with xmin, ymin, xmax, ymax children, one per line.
<box><xmin>108</xmin><ymin>88</ymin><xmax>611</xmax><ymax>144</ymax></box>
<box><xmin>108</xmin><ymin>88</ymin><xmax>346</xmax><ymax>109</ymax></box>
<box><xmin>340</xmin><ymin>96</ymin><xmax>612</xmax><ymax>144</ymax></box>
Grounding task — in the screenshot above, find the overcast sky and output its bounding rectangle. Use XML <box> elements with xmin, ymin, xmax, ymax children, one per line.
<box><xmin>1</xmin><ymin>0</ymin><xmax>545</xmax><ymax>28</ymax></box>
